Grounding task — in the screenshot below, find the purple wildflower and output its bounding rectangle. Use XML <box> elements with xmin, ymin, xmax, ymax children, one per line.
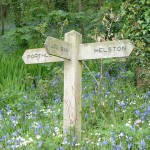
<box><xmin>53</xmin><ymin>79</ymin><xmax>59</xmax><ymax>86</ymax></box>
<box><xmin>139</xmin><ymin>139</ymin><xmax>146</xmax><ymax>149</ymax></box>
<box><xmin>95</xmin><ymin>73</ymin><xmax>101</xmax><ymax>78</ymax></box>
<box><xmin>84</xmin><ymin>113</ymin><xmax>89</xmax><ymax>118</ymax></box>
<box><xmin>38</xmin><ymin>140</ymin><xmax>43</xmax><ymax>148</ymax></box>
<box><xmin>57</xmin><ymin>147</ymin><xmax>65</xmax><ymax>150</ymax></box>
<box><xmin>0</xmin><ymin>110</ymin><xmax>2</xmax><ymax>119</ymax></box>
<box><xmin>128</xmin><ymin>143</ymin><xmax>133</xmax><ymax>150</ymax></box>
<box><xmin>101</xmin><ymin>140</ymin><xmax>108</xmax><ymax>146</ymax></box>
<box><xmin>135</xmin><ymin>110</ymin><xmax>140</xmax><ymax>116</ymax></box>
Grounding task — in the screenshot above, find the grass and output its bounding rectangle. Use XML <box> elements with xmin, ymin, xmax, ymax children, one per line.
<box><xmin>0</xmin><ymin>50</ymin><xmax>150</xmax><ymax>150</ymax></box>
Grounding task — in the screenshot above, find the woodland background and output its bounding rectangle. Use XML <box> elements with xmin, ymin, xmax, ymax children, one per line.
<box><xmin>0</xmin><ymin>0</ymin><xmax>150</xmax><ymax>149</ymax></box>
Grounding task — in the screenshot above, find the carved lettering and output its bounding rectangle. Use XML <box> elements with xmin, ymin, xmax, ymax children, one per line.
<box><xmin>94</xmin><ymin>49</ymin><xmax>98</xmax><ymax>52</ymax></box>
<box><xmin>61</xmin><ymin>46</ymin><xmax>68</xmax><ymax>52</ymax></box>
<box><xmin>31</xmin><ymin>55</ymin><xmax>34</xmax><ymax>58</ymax></box>
<box><xmin>113</xmin><ymin>47</ymin><xmax>116</xmax><ymax>51</ymax></box>
<box><xmin>94</xmin><ymin>46</ymin><xmax>127</xmax><ymax>53</ymax></box>
<box><xmin>27</xmin><ymin>53</ymin><xmax>52</xmax><ymax>59</ymax></box>
<box><xmin>122</xmin><ymin>46</ymin><xmax>126</xmax><ymax>51</ymax></box>
<box><xmin>108</xmin><ymin>47</ymin><xmax>111</xmax><ymax>52</ymax></box>
<box><xmin>51</xmin><ymin>44</ymin><xmax>58</xmax><ymax>50</ymax></box>
<box><xmin>99</xmin><ymin>48</ymin><xmax>103</xmax><ymax>52</ymax></box>
<box><xmin>34</xmin><ymin>54</ymin><xmax>37</xmax><ymax>58</ymax></box>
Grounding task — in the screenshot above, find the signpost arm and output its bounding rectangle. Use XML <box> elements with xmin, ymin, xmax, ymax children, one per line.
<box><xmin>63</xmin><ymin>30</ymin><xmax>82</xmax><ymax>140</ymax></box>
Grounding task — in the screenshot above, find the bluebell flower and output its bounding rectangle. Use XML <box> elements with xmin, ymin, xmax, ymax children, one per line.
<box><xmin>6</xmin><ymin>105</ymin><xmax>12</xmax><ymax>115</ymax></box>
<box><xmin>62</xmin><ymin>137</ymin><xmax>67</xmax><ymax>145</ymax></box>
<box><xmin>114</xmin><ymin>107</ymin><xmax>119</xmax><ymax>112</ymax></box>
<box><xmin>32</xmin><ymin>84</ymin><xmax>36</xmax><ymax>88</ymax></box>
<box><xmin>119</xmin><ymin>132</ymin><xmax>125</xmax><ymax>137</ymax></box>
<box><xmin>105</xmin><ymin>71</ymin><xmax>110</xmax><ymax>78</ymax></box>
<box><xmin>105</xmin><ymin>91</ymin><xmax>110</xmax><ymax>97</ymax></box>
<box><xmin>118</xmin><ymin>90</ymin><xmax>123</xmax><ymax>95</ymax></box>
<box><xmin>57</xmin><ymin>147</ymin><xmax>65</xmax><ymax>150</ymax></box>
<box><xmin>110</xmin><ymin>137</ymin><xmax>116</xmax><ymax>146</ymax></box>
<box><xmin>146</xmin><ymin>136</ymin><xmax>150</xmax><ymax>140</ymax></box>
<box><xmin>35</xmin><ymin>75</ymin><xmax>41</xmax><ymax>80</ymax></box>
<box><xmin>0</xmin><ymin>110</ymin><xmax>2</xmax><ymax>119</ymax></box>
<box><xmin>132</xmin><ymin>94</ymin><xmax>136</xmax><ymax>98</ymax></box>
<box><xmin>114</xmin><ymin>145</ymin><xmax>122</xmax><ymax>150</ymax></box>
<box><xmin>53</xmin><ymin>79</ymin><xmax>59</xmax><ymax>86</ymax></box>
<box><xmin>141</xmin><ymin>111</ymin><xmax>148</xmax><ymax>121</ymax></box>
<box><xmin>110</xmin><ymin>131</ymin><xmax>114</xmax><ymax>135</ymax></box>
<box><xmin>83</xmin><ymin>145</ymin><xmax>87</xmax><ymax>150</ymax></box>
<box><xmin>128</xmin><ymin>143</ymin><xmax>133</xmax><ymax>150</ymax></box>
<box><xmin>12</xmin><ymin>131</ymin><xmax>18</xmax><ymax>137</ymax></box>
<box><xmin>82</xmin><ymin>93</ymin><xmax>90</xmax><ymax>100</ymax></box>
<box><xmin>35</xmin><ymin>128</ymin><xmax>39</xmax><ymax>135</ymax></box>
<box><xmin>55</xmin><ymin>97</ymin><xmax>61</xmax><ymax>103</ymax></box>
<box><xmin>0</xmin><ymin>135</ymin><xmax>6</xmax><ymax>141</ymax></box>
<box><xmin>118</xmin><ymin>73</ymin><xmax>123</xmax><ymax>78</ymax></box>
<box><xmin>101</xmin><ymin>140</ymin><xmax>108</xmax><ymax>146</ymax></box>
<box><xmin>38</xmin><ymin>140</ymin><xmax>43</xmax><ymax>148</ymax></box>
<box><xmin>135</xmin><ymin>110</ymin><xmax>140</xmax><ymax>116</ymax></box>
<box><xmin>84</xmin><ymin>113</ymin><xmax>89</xmax><ymax>119</ymax></box>
<box><xmin>147</xmin><ymin>91</ymin><xmax>150</xmax><ymax>96</ymax></box>
<box><xmin>25</xmin><ymin>86</ymin><xmax>29</xmax><ymax>90</ymax></box>
<box><xmin>24</xmin><ymin>95</ymin><xmax>28</xmax><ymax>99</ymax></box>
<box><xmin>71</xmin><ymin>136</ymin><xmax>77</xmax><ymax>146</ymax></box>
<box><xmin>139</xmin><ymin>139</ymin><xmax>146</xmax><ymax>149</ymax></box>
<box><xmin>11</xmin><ymin>114</ymin><xmax>19</xmax><ymax>127</ymax></box>
<box><xmin>130</xmin><ymin>125</ymin><xmax>135</xmax><ymax>132</ymax></box>
<box><xmin>11</xmin><ymin>144</ymin><xmax>17</xmax><ymax>150</ymax></box>
<box><xmin>118</xmin><ymin>101</ymin><xmax>126</xmax><ymax>109</ymax></box>
<box><xmin>95</xmin><ymin>73</ymin><xmax>101</xmax><ymax>78</ymax></box>
<box><xmin>128</xmin><ymin>136</ymin><xmax>133</xmax><ymax>141</ymax></box>
<box><xmin>110</xmin><ymin>77</ymin><xmax>116</xmax><ymax>84</ymax></box>
<box><xmin>144</xmin><ymin>91</ymin><xmax>150</xmax><ymax>98</ymax></box>
<box><xmin>114</xmin><ymin>142</ymin><xmax>122</xmax><ymax>150</ymax></box>
<box><xmin>147</xmin><ymin>105</ymin><xmax>150</xmax><ymax>112</ymax></box>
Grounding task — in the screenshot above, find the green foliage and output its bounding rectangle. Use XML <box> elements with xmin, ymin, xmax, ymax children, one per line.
<box><xmin>119</xmin><ymin>0</ymin><xmax>150</xmax><ymax>67</ymax></box>
<box><xmin>53</xmin><ymin>0</ymin><xmax>69</xmax><ymax>11</ymax></box>
<box><xmin>0</xmin><ymin>1</ymin><xmax>150</xmax><ymax>149</ymax></box>
<box><xmin>0</xmin><ymin>26</ymin><xmax>43</xmax><ymax>52</ymax></box>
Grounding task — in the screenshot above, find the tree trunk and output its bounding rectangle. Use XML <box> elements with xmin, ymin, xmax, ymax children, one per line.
<box><xmin>46</xmin><ymin>0</ymin><xmax>50</xmax><ymax>12</ymax></box>
<box><xmin>78</xmin><ymin>0</ymin><xmax>82</xmax><ymax>12</ymax></box>
<box><xmin>1</xmin><ymin>3</ymin><xmax>8</xmax><ymax>35</ymax></box>
<box><xmin>1</xmin><ymin>2</ymin><xmax>4</xmax><ymax>35</ymax></box>
<box><xmin>78</xmin><ymin>0</ymin><xmax>84</xmax><ymax>37</ymax></box>
<box><xmin>97</xmin><ymin>0</ymin><xmax>103</xmax><ymax>10</ymax></box>
<box><xmin>11</xmin><ymin>0</ymin><xmax>22</xmax><ymax>27</ymax></box>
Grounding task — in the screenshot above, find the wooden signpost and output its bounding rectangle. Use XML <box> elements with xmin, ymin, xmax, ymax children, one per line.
<box><xmin>45</xmin><ymin>36</ymin><xmax>71</xmax><ymax>60</ymax></box>
<box><xmin>22</xmin><ymin>30</ymin><xmax>134</xmax><ymax>140</ymax></box>
<box><xmin>22</xmin><ymin>48</ymin><xmax>64</xmax><ymax>64</ymax></box>
<box><xmin>79</xmin><ymin>39</ymin><xmax>134</xmax><ymax>60</ymax></box>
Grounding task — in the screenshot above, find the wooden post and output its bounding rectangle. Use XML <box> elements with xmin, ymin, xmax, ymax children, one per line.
<box><xmin>63</xmin><ymin>30</ymin><xmax>82</xmax><ymax>140</ymax></box>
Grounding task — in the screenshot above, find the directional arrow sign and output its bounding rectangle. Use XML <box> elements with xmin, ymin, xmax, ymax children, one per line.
<box><xmin>22</xmin><ymin>48</ymin><xmax>64</xmax><ymax>64</ymax></box>
<box><xmin>45</xmin><ymin>36</ymin><xmax>72</xmax><ymax>60</ymax></box>
<box><xmin>79</xmin><ymin>39</ymin><xmax>134</xmax><ymax>60</ymax></box>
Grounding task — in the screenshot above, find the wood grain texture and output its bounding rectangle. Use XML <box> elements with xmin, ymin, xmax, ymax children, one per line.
<box><xmin>63</xmin><ymin>30</ymin><xmax>82</xmax><ymax>140</ymax></box>
<box><xmin>22</xmin><ymin>48</ymin><xmax>64</xmax><ymax>64</ymax></box>
<box><xmin>79</xmin><ymin>40</ymin><xmax>134</xmax><ymax>60</ymax></box>
<box><xmin>45</xmin><ymin>36</ymin><xmax>71</xmax><ymax>60</ymax></box>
